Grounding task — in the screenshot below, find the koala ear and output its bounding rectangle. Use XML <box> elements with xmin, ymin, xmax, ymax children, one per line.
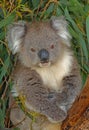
<box><xmin>50</xmin><ymin>16</ymin><xmax>71</xmax><ymax>46</ymax></box>
<box><xmin>7</xmin><ymin>21</ymin><xmax>27</xmax><ymax>54</ymax></box>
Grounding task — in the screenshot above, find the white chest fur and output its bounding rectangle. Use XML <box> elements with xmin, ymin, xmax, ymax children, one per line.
<box><xmin>35</xmin><ymin>54</ymin><xmax>72</xmax><ymax>91</ymax></box>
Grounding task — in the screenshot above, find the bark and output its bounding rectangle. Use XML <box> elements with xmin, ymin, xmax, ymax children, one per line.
<box><xmin>62</xmin><ymin>76</ymin><xmax>89</xmax><ymax>130</ymax></box>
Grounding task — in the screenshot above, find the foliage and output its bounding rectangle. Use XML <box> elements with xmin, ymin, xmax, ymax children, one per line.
<box><xmin>0</xmin><ymin>0</ymin><xmax>89</xmax><ymax>129</ymax></box>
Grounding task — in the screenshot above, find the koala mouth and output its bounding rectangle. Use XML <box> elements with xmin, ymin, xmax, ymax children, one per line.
<box><xmin>39</xmin><ymin>61</ymin><xmax>51</xmax><ymax>67</ymax></box>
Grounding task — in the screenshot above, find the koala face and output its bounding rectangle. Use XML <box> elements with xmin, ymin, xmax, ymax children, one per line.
<box><xmin>21</xmin><ymin>22</ymin><xmax>66</xmax><ymax>68</ymax></box>
<box><xmin>7</xmin><ymin>16</ymin><xmax>71</xmax><ymax>68</ymax></box>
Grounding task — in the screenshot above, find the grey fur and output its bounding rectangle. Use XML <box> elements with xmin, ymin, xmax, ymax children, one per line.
<box><xmin>12</xmin><ymin>63</ymin><xmax>67</xmax><ymax>122</ymax></box>
<box><xmin>7</xmin><ymin>16</ymin><xmax>82</xmax><ymax>126</ymax></box>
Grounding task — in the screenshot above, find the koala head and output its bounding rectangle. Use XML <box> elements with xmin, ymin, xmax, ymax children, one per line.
<box><xmin>7</xmin><ymin>16</ymin><xmax>71</xmax><ymax>68</ymax></box>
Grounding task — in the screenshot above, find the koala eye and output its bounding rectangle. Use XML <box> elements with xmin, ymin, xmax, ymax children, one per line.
<box><xmin>50</xmin><ymin>44</ymin><xmax>54</xmax><ymax>49</ymax></box>
<box><xmin>31</xmin><ymin>48</ymin><xmax>36</xmax><ymax>52</ymax></box>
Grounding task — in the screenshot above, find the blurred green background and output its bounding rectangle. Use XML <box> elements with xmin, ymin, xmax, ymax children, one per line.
<box><xmin>0</xmin><ymin>0</ymin><xmax>89</xmax><ymax>129</ymax></box>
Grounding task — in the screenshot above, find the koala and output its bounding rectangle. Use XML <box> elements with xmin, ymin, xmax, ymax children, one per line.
<box><xmin>7</xmin><ymin>16</ymin><xmax>81</xmax><ymax>130</ymax></box>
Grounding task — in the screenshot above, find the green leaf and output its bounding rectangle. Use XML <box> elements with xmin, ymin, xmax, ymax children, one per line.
<box><xmin>0</xmin><ymin>32</ymin><xmax>5</xmax><ymax>40</ymax></box>
<box><xmin>56</xmin><ymin>6</ymin><xmax>63</xmax><ymax>16</ymax></box>
<box><xmin>32</xmin><ymin>0</ymin><xmax>40</xmax><ymax>8</ymax></box>
<box><xmin>0</xmin><ymin>56</ymin><xmax>10</xmax><ymax>83</ymax></box>
<box><xmin>0</xmin><ymin>100</ymin><xmax>6</xmax><ymax>128</ymax></box>
<box><xmin>68</xmin><ymin>25</ymin><xmax>79</xmax><ymax>39</ymax></box>
<box><xmin>46</xmin><ymin>3</ymin><xmax>54</xmax><ymax>14</ymax></box>
<box><xmin>84</xmin><ymin>4</ymin><xmax>89</xmax><ymax>13</ymax></box>
<box><xmin>0</xmin><ymin>109</ymin><xmax>5</xmax><ymax>127</ymax></box>
<box><xmin>86</xmin><ymin>16</ymin><xmax>89</xmax><ymax>45</ymax></box>
<box><xmin>64</xmin><ymin>8</ymin><xmax>82</xmax><ymax>34</ymax></box>
<box><xmin>42</xmin><ymin>3</ymin><xmax>54</xmax><ymax>19</ymax></box>
<box><xmin>84</xmin><ymin>64</ymin><xmax>89</xmax><ymax>73</ymax></box>
<box><xmin>79</xmin><ymin>34</ymin><xmax>88</xmax><ymax>62</ymax></box>
<box><xmin>0</xmin><ymin>12</ymin><xmax>16</xmax><ymax>28</ymax></box>
<box><xmin>68</xmin><ymin>0</ymin><xmax>85</xmax><ymax>15</ymax></box>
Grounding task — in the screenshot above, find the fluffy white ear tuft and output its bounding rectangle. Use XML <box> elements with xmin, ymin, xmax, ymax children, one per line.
<box><xmin>7</xmin><ymin>21</ymin><xmax>27</xmax><ymax>54</ymax></box>
<box><xmin>51</xmin><ymin>16</ymin><xmax>71</xmax><ymax>46</ymax></box>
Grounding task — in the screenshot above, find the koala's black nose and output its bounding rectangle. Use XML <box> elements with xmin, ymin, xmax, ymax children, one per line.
<box><xmin>38</xmin><ymin>49</ymin><xmax>49</xmax><ymax>62</ymax></box>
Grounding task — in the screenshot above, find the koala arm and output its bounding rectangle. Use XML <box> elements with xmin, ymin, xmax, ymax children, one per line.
<box><xmin>12</xmin><ymin>62</ymin><xmax>67</xmax><ymax>123</ymax></box>
<box><xmin>56</xmin><ymin>60</ymin><xmax>82</xmax><ymax>112</ymax></box>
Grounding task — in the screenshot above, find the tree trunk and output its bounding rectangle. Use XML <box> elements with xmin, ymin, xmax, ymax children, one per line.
<box><xmin>62</xmin><ymin>76</ymin><xmax>89</xmax><ymax>130</ymax></box>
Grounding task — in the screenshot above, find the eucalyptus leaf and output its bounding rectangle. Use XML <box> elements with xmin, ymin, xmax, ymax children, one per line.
<box><xmin>46</xmin><ymin>3</ymin><xmax>54</xmax><ymax>14</ymax></box>
<box><xmin>32</xmin><ymin>0</ymin><xmax>40</xmax><ymax>8</ymax></box>
<box><xmin>0</xmin><ymin>32</ymin><xmax>5</xmax><ymax>40</ymax></box>
<box><xmin>65</xmin><ymin>8</ymin><xmax>83</xmax><ymax>34</ymax></box>
<box><xmin>86</xmin><ymin>16</ymin><xmax>89</xmax><ymax>45</ymax></box>
<box><xmin>0</xmin><ymin>56</ymin><xmax>10</xmax><ymax>83</ymax></box>
<box><xmin>0</xmin><ymin>13</ymin><xmax>16</xmax><ymax>28</ymax></box>
<box><xmin>0</xmin><ymin>109</ymin><xmax>5</xmax><ymax>128</ymax></box>
<box><xmin>78</xmin><ymin>34</ymin><xmax>88</xmax><ymax>62</ymax></box>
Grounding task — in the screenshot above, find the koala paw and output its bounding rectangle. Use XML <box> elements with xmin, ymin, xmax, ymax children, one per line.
<box><xmin>47</xmin><ymin>108</ymin><xmax>67</xmax><ymax>123</ymax></box>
